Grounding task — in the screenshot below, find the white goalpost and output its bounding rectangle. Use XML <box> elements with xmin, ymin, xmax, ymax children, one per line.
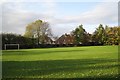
<box><xmin>4</xmin><ymin>44</ymin><xmax>20</xmax><ymax>50</ymax></box>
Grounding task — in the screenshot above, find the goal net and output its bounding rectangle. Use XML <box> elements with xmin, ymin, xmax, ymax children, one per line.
<box><xmin>4</xmin><ymin>44</ymin><xmax>19</xmax><ymax>50</ymax></box>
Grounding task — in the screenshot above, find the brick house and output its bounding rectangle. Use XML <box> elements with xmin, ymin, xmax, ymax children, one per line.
<box><xmin>55</xmin><ymin>34</ymin><xmax>75</xmax><ymax>44</ymax></box>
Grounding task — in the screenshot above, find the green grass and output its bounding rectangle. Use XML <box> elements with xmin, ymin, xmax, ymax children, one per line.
<box><xmin>2</xmin><ymin>46</ymin><xmax>119</xmax><ymax>78</ymax></box>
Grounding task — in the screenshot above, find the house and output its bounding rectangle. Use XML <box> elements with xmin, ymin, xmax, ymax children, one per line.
<box><xmin>55</xmin><ymin>34</ymin><xmax>75</xmax><ymax>45</ymax></box>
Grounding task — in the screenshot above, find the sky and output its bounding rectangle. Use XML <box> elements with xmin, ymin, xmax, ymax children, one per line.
<box><xmin>0</xmin><ymin>0</ymin><xmax>119</xmax><ymax>37</ymax></box>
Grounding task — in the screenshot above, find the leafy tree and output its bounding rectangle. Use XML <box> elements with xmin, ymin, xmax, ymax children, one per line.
<box><xmin>24</xmin><ymin>20</ymin><xmax>52</xmax><ymax>45</ymax></box>
<box><xmin>72</xmin><ymin>24</ymin><xmax>90</xmax><ymax>45</ymax></box>
<box><xmin>92</xmin><ymin>25</ymin><xmax>119</xmax><ymax>45</ymax></box>
<box><xmin>1</xmin><ymin>33</ymin><xmax>34</xmax><ymax>49</ymax></box>
<box><xmin>104</xmin><ymin>25</ymin><xmax>110</xmax><ymax>44</ymax></box>
<box><xmin>106</xmin><ymin>27</ymin><xmax>119</xmax><ymax>45</ymax></box>
<box><xmin>92</xmin><ymin>24</ymin><xmax>105</xmax><ymax>45</ymax></box>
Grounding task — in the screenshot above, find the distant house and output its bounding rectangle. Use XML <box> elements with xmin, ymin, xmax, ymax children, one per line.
<box><xmin>55</xmin><ymin>34</ymin><xmax>75</xmax><ymax>44</ymax></box>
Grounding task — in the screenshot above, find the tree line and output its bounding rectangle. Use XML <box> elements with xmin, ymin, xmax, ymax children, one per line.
<box><xmin>72</xmin><ymin>24</ymin><xmax>120</xmax><ymax>45</ymax></box>
<box><xmin>1</xmin><ymin>20</ymin><xmax>120</xmax><ymax>49</ymax></box>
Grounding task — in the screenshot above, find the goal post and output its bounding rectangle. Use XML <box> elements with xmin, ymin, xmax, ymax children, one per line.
<box><xmin>4</xmin><ymin>44</ymin><xmax>20</xmax><ymax>50</ymax></box>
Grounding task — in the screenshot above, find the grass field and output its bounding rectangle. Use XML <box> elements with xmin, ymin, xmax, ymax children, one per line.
<box><xmin>2</xmin><ymin>46</ymin><xmax>119</xmax><ymax>78</ymax></box>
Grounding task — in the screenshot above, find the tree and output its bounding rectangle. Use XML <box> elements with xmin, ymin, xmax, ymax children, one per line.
<box><xmin>92</xmin><ymin>25</ymin><xmax>120</xmax><ymax>45</ymax></box>
<box><xmin>72</xmin><ymin>24</ymin><xmax>90</xmax><ymax>45</ymax></box>
<box><xmin>105</xmin><ymin>27</ymin><xmax>119</xmax><ymax>45</ymax></box>
<box><xmin>1</xmin><ymin>33</ymin><xmax>34</xmax><ymax>49</ymax></box>
<box><xmin>92</xmin><ymin>24</ymin><xmax>105</xmax><ymax>45</ymax></box>
<box><xmin>24</xmin><ymin>20</ymin><xmax>52</xmax><ymax>45</ymax></box>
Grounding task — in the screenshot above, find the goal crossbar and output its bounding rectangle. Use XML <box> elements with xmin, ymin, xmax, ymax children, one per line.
<box><xmin>4</xmin><ymin>44</ymin><xmax>20</xmax><ymax>50</ymax></box>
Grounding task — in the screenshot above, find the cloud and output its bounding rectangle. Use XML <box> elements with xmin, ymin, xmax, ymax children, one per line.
<box><xmin>2</xmin><ymin>0</ymin><xmax>56</xmax><ymax>34</ymax></box>
<box><xmin>1</xmin><ymin>1</ymin><xmax>118</xmax><ymax>37</ymax></box>
<box><xmin>49</xmin><ymin>2</ymin><xmax>118</xmax><ymax>36</ymax></box>
<box><xmin>39</xmin><ymin>0</ymin><xmax>56</xmax><ymax>15</ymax></box>
<box><xmin>51</xmin><ymin>2</ymin><xmax>117</xmax><ymax>25</ymax></box>
<box><xmin>2</xmin><ymin>9</ymin><xmax>54</xmax><ymax>34</ymax></box>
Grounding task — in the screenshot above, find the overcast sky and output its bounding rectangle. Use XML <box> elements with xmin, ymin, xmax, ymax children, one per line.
<box><xmin>0</xmin><ymin>0</ymin><xmax>119</xmax><ymax>37</ymax></box>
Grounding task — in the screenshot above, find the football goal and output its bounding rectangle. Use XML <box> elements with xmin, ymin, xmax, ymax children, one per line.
<box><xmin>4</xmin><ymin>44</ymin><xmax>20</xmax><ymax>50</ymax></box>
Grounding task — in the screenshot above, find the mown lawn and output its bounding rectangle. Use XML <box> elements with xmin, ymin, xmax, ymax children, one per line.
<box><xmin>2</xmin><ymin>46</ymin><xmax>119</xmax><ymax>78</ymax></box>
